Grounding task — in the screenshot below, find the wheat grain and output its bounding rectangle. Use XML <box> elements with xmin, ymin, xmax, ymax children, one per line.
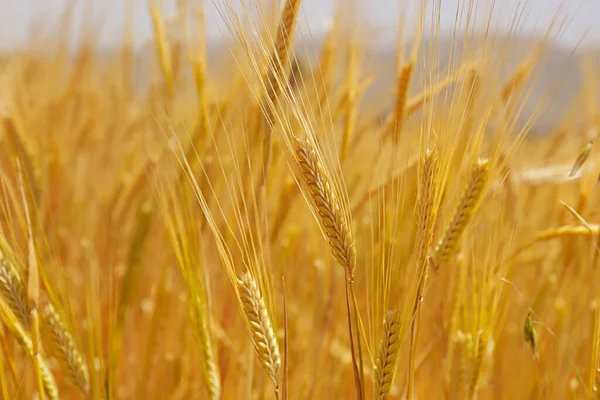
<box><xmin>432</xmin><ymin>158</ymin><xmax>490</xmax><ymax>268</ymax></box>
<box><xmin>373</xmin><ymin>309</ymin><xmax>401</xmax><ymax>399</ymax></box>
<box><xmin>569</xmin><ymin>140</ymin><xmax>593</xmax><ymax>177</ymax></box>
<box><xmin>237</xmin><ymin>272</ymin><xmax>281</xmax><ymax>390</ymax></box>
<box><xmin>293</xmin><ymin>136</ymin><xmax>356</xmax><ymax>276</ymax></box>
<box><xmin>41</xmin><ymin>304</ymin><xmax>90</xmax><ymax>396</ymax></box>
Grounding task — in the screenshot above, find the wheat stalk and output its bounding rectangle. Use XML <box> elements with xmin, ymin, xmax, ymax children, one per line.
<box><xmin>373</xmin><ymin>309</ymin><xmax>401</xmax><ymax>399</ymax></box>
<box><xmin>536</xmin><ymin>225</ymin><xmax>600</xmax><ymax>241</ymax></box>
<box><xmin>293</xmin><ymin>136</ymin><xmax>356</xmax><ymax>276</ymax></box>
<box><xmin>41</xmin><ymin>304</ymin><xmax>90</xmax><ymax>396</ymax></box>
<box><xmin>0</xmin><ymin>259</ymin><xmax>29</xmax><ymax>328</ymax></box>
<box><xmin>432</xmin><ymin>158</ymin><xmax>490</xmax><ymax>268</ymax></box>
<box><xmin>237</xmin><ymin>272</ymin><xmax>281</xmax><ymax>391</ymax></box>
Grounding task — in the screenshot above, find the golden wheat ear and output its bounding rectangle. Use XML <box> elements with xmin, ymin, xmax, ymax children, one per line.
<box><xmin>263</xmin><ymin>0</ymin><xmax>302</xmax><ymax>110</ymax></box>
<box><xmin>41</xmin><ymin>303</ymin><xmax>90</xmax><ymax>396</ymax></box>
<box><xmin>293</xmin><ymin>136</ymin><xmax>356</xmax><ymax>277</ymax></box>
<box><xmin>469</xmin><ymin>329</ymin><xmax>491</xmax><ymax>398</ymax></box>
<box><xmin>237</xmin><ymin>272</ymin><xmax>281</xmax><ymax>391</ymax></box>
<box><xmin>0</xmin><ymin>297</ymin><xmax>59</xmax><ymax>399</ymax></box>
<box><xmin>373</xmin><ymin>309</ymin><xmax>401</xmax><ymax>399</ymax></box>
<box><xmin>432</xmin><ymin>158</ymin><xmax>490</xmax><ymax>268</ymax></box>
<box><xmin>0</xmin><ymin>258</ymin><xmax>30</xmax><ymax>328</ymax></box>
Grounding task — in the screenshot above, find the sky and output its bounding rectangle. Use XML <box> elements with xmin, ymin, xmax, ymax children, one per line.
<box><xmin>0</xmin><ymin>0</ymin><xmax>599</xmax><ymax>52</ymax></box>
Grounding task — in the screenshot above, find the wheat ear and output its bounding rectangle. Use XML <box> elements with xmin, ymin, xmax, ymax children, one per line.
<box><xmin>414</xmin><ymin>148</ymin><xmax>439</xmax><ymax>272</ymax></box>
<box><xmin>468</xmin><ymin>329</ymin><xmax>490</xmax><ymax>399</ymax></box>
<box><xmin>0</xmin><ymin>299</ymin><xmax>58</xmax><ymax>399</ymax></box>
<box><xmin>432</xmin><ymin>158</ymin><xmax>490</xmax><ymax>268</ymax></box>
<box><xmin>41</xmin><ymin>304</ymin><xmax>90</xmax><ymax>396</ymax></box>
<box><xmin>455</xmin><ymin>332</ymin><xmax>474</xmax><ymax>399</ymax></box>
<box><xmin>237</xmin><ymin>272</ymin><xmax>281</xmax><ymax>390</ymax></box>
<box><xmin>264</xmin><ymin>0</ymin><xmax>302</xmax><ymax>109</ymax></box>
<box><xmin>260</xmin><ymin>0</ymin><xmax>302</xmax><ymax>185</ymax></box>
<box><xmin>407</xmin><ymin>148</ymin><xmax>439</xmax><ymax>400</ymax></box>
<box><xmin>391</xmin><ymin>61</ymin><xmax>414</xmax><ymax>142</ymax></box>
<box><xmin>0</xmin><ymin>259</ymin><xmax>29</xmax><ymax>327</ymax></box>
<box><xmin>149</xmin><ymin>4</ymin><xmax>174</xmax><ymax>95</ymax></box>
<box><xmin>194</xmin><ymin>301</ymin><xmax>221</xmax><ymax>400</ymax></box>
<box><xmin>293</xmin><ymin>136</ymin><xmax>356</xmax><ymax>276</ymax></box>
<box><xmin>38</xmin><ymin>354</ymin><xmax>59</xmax><ymax>400</ymax></box>
<box><xmin>373</xmin><ymin>309</ymin><xmax>401</xmax><ymax>399</ymax></box>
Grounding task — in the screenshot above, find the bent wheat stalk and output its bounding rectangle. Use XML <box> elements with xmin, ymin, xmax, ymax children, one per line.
<box><xmin>536</xmin><ymin>225</ymin><xmax>600</xmax><ymax>241</ymax></box>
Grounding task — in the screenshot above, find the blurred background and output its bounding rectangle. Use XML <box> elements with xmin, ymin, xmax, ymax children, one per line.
<box><xmin>1</xmin><ymin>0</ymin><xmax>599</xmax><ymax>51</ymax></box>
<box><xmin>1</xmin><ymin>0</ymin><xmax>599</xmax><ymax>133</ymax></box>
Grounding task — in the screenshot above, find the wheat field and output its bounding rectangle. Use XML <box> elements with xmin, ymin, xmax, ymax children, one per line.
<box><xmin>0</xmin><ymin>0</ymin><xmax>599</xmax><ymax>399</ymax></box>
